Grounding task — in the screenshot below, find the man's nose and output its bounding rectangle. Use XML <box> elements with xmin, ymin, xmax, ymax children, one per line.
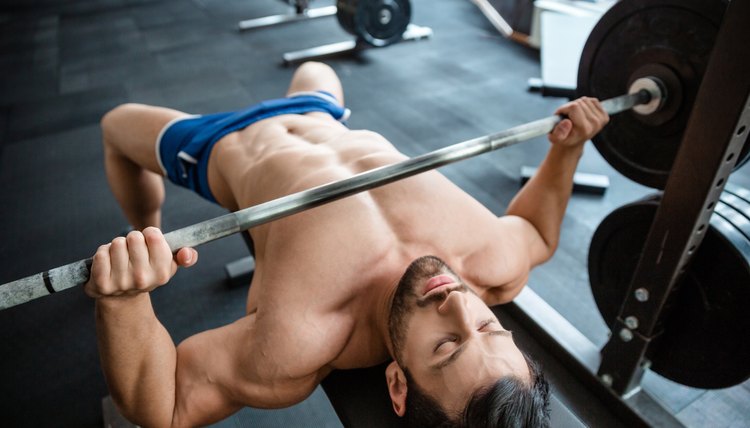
<box><xmin>438</xmin><ymin>291</ymin><xmax>472</xmax><ymax>330</ymax></box>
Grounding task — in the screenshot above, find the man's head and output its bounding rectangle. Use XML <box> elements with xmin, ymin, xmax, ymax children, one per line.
<box><xmin>385</xmin><ymin>256</ymin><xmax>550</xmax><ymax>427</ymax></box>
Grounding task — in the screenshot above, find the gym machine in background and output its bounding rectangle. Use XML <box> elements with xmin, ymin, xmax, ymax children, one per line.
<box><xmin>237</xmin><ymin>0</ymin><xmax>432</xmax><ymax>65</ymax></box>
<box><xmin>520</xmin><ymin>0</ymin><xmax>749</xmax><ymax>419</ymax></box>
<box><xmin>579</xmin><ymin>0</ymin><xmax>750</xmax><ymax>395</ymax></box>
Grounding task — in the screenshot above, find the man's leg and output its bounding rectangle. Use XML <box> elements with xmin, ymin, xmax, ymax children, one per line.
<box><xmin>286</xmin><ymin>61</ymin><xmax>345</xmax><ymax>105</ymax></box>
<box><xmin>101</xmin><ymin>103</ymin><xmax>189</xmax><ymax>230</ymax></box>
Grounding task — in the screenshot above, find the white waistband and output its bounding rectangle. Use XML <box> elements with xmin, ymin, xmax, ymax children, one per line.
<box><xmin>154</xmin><ymin>114</ymin><xmax>200</xmax><ymax>176</ymax></box>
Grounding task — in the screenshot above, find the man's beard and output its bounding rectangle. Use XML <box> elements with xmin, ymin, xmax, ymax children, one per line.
<box><xmin>388</xmin><ymin>255</ymin><xmax>455</xmax><ymax>363</ymax></box>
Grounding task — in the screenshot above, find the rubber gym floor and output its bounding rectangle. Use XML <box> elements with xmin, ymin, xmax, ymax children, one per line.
<box><xmin>0</xmin><ymin>0</ymin><xmax>748</xmax><ymax>426</ymax></box>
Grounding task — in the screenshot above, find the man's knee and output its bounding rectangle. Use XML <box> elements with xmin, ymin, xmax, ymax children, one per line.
<box><xmin>290</xmin><ymin>61</ymin><xmax>344</xmax><ymax>103</ymax></box>
<box><xmin>102</xmin><ymin>103</ymin><xmax>141</xmax><ymax>132</ymax></box>
<box><xmin>101</xmin><ymin>103</ymin><xmax>145</xmax><ymax>150</ymax></box>
<box><xmin>295</xmin><ymin>61</ymin><xmax>336</xmax><ymax>79</ymax></box>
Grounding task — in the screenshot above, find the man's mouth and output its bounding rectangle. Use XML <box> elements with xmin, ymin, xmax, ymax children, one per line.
<box><xmin>423</xmin><ymin>274</ymin><xmax>456</xmax><ymax>296</ymax></box>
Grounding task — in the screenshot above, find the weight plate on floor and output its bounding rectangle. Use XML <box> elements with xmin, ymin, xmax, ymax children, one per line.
<box><xmin>336</xmin><ymin>0</ymin><xmax>411</xmax><ymax>47</ymax></box>
<box><xmin>588</xmin><ymin>194</ymin><xmax>750</xmax><ymax>388</ymax></box>
<box><xmin>718</xmin><ymin>187</ymin><xmax>750</xmax><ymax>241</ymax></box>
<box><xmin>577</xmin><ymin>0</ymin><xmax>727</xmax><ymax>188</ymax></box>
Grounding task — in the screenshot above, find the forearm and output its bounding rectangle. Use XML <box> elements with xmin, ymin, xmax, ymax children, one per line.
<box><xmin>506</xmin><ymin>143</ymin><xmax>584</xmax><ymax>260</ymax></box>
<box><xmin>96</xmin><ymin>294</ymin><xmax>177</xmax><ymax>427</ymax></box>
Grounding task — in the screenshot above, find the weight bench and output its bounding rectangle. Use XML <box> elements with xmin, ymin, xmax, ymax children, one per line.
<box><xmin>102</xmin><ymin>361</ymin><xmax>585</xmax><ymax>427</ymax></box>
<box><xmin>237</xmin><ymin>0</ymin><xmax>337</xmax><ymax>31</ymax></box>
<box><xmin>320</xmin><ymin>359</ymin><xmax>585</xmax><ymax>427</ymax></box>
<box><xmin>220</xmin><ymin>234</ymin><xmax>586</xmax><ymax>427</ymax></box>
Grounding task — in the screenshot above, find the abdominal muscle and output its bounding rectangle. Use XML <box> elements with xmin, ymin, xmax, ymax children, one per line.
<box><xmin>206</xmin><ymin>113</ymin><xmax>405</xmax><ymax>212</ymax></box>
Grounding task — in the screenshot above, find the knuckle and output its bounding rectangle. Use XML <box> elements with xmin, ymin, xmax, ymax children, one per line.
<box><xmin>143</xmin><ymin>227</ymin><xmax>163</xmax><ymax>241</ymax></box>
<box><xmin>92</xmin><ymin>270</ymin><xmax>108</xmax><ymax>285</ymax></box>
<box><xmin>111</xmin><ymin>236</ymin><xmax>127</xmax><ymax>248</ymax></box>
<box><xmin>156</xmin><ymin>265</ymin><xmax>172</xmax><ymax>283</ymax></box>
<box><xmin>112</xmin><ymin>275</ymin><xmax>130</xmax><ymax>290</ymax></box>
<box><xmin>100</xmin><ymin>283</ymin><xmax>119</xmax><ymax>296</ymax></box>
<box><xmin>126</xmin><ymin>230</ymin><xmax>145</xmax><ymax>244</ymax></box>
<box><xmin>155</xmin><ymin>272</ymin><xmax>170</xmax><ymax>285</ymax></box>
<box><xmin>131</xmin><ymin>270</ymin><xmax>150</xmax><ymax>289</ymax></box>
<box><xmin>93</xmin><ymin>250</ymin><xmax>106</xmax><ymax>263</ymax></box>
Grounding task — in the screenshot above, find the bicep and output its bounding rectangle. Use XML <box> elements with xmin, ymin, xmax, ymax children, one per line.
<box><xmin>497</xmin><ymin>215</ymin><xmax>554</xmax><ymax>267</ymax></box>
<box><xmin>475</xmin><ymin>216</ymin><xmax>550</xmax><ymax>305</ymax></box>
<box><xmin>171</xmin><ymin>315</ymin><xmax>316</xmax><ymax>426</ymax></box>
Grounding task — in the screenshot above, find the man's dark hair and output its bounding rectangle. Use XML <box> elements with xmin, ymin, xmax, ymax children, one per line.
<box><xmin>402</xmin><ymin>354</ymin><xmax>550</xmax><ymax>428</ymax></box>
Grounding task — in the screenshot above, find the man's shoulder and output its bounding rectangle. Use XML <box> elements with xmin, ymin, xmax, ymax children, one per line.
<box><xmin>460</xmin><ymin>216</ymin><xmax>534</xmax><ymax>304</ymax></box>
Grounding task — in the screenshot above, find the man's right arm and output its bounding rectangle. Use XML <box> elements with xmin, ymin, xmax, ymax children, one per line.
<box><xmin>87</xmin><ymin>228</ymin><xmax>315</xmax><ymax>427</ymax></box>
<box><xmin>95</xmin><ymin>294</ymin><xmax>181</xmax><ymax>426</ymax></box>
<box><xmin>87</xmin><ymin>227</ymin><xmax>195</xmax><ymax>426</ymax></box>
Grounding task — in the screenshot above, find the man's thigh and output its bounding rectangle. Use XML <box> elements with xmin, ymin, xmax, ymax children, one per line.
<box><xmin>102</xmin><ymin>103</ymin><xmax>189</xmax><ymax>175</ymax></box>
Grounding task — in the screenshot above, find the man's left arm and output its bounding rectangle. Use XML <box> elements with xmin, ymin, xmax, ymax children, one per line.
<box><xmin>505</xmin><ymin>97</ymin><xmax>609</xmax><ymax>267</ymax></box>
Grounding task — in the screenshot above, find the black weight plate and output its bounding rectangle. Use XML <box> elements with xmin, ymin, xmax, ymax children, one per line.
<box><xmin>337</xmin><ymin>0</ymin><xmax>358</xmax><ymax>37</ymax></box>
<box><xmin>336</xmin><ymin>0</ymin><xmax>411</xmax><ymax>47</ymax></box>
<box><xmin>588</xmin><ymin>195</ymin><xmax>750</xmax><ymax>388</ymax></box>
<box><xmin>589</xmin><ymin>195</ymin><xmax>661</xmax><ymax>326</ymax></box>
<box><xmin>718</xmin><ymin>191</ymin><xmax>750</xmax><ymax>241</ymax></box>
<box><xmin>578</xmin><ymin>0</ymin><xmax>726</xmax><ymax>188</ymax></box>
<box><xmin>725</xmin><ymin>183</ymin><xmax>750</xmax><ymax>201</ymax></box>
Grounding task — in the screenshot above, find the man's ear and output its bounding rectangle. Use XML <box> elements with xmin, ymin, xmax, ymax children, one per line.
<box><xmin>385</xmin><ymin>361</ymin><xmax>407</xmax><ymax>417</ymax></box>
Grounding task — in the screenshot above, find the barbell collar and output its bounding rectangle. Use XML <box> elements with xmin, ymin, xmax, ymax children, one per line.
<box><xmin>0</xmin><ymin>86</ymin><xmax>657</xmax><ymax>310</ymax></box>
<box><xmin>629</xmin><ymin>77</ymin><xmax>666</xmax><ymax>116</ymax></box>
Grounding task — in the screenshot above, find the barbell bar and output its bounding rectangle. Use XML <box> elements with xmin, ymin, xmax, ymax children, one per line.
<box><xmin>0</xmin><ymin>80</ymin><xmax>662</xmax><ymax>310</ymax></box>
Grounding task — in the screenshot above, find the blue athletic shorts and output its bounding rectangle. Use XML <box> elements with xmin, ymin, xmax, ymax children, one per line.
<box><xmin>156</xmin><ymin>91</ymin><xmax>350</xmax><ymax>203</ymax></box>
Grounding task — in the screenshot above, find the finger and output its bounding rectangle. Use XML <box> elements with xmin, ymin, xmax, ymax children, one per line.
<box><xmin>143</xmin><ymin>227</ymin><xmax>173</xmax><ymax>285</ymax></box>
<box><xmin>109</xmin><ymin>237</ymin><xmax>130</xmax><ymax>290</ymax></box>
<box><xmin>577</xmin><ymin>98</ymin><xmax>603</xmax><ymax>136</ymax></box>
<box><xmin>554</xmin><ymin>100</ymin><xmax>575</xmax><ymax>116</ymax></box>
<box><xmin>175</xmin><ymin>247</ymin><xmax>198</xmax><ymax>268</ymax></box>
<box><xmin>581</xmin><ymin>98</ymin><xmax>609</xmax><ymax>133</ymax></box>
<box><xmin>549</xmin><ymin>119</ymin><xmax>572</xmax><ymax>144</ymax></box>
<box><xmin>577</xmin><ymin>99</ymin><xmax>598</xmax><ymax>135</ymax></box>
<box><xmin>567</xmin><ymin>100</ymin><xmax>586</xmax><ymax>124</ymax></box>
<box><xmin>590</xmin><ymin>98</ymin><xmax>610</xmax><ymax>125</ymax></box>
<box><xmin>126</xmin><ymin>231</ymin><xmax>150</xmax><ymax>288</ymax></box>
<box><xmin>579</xmin><ymin>97</ymin><xmax>596</xmax><ymax>117</ymax></box>
<box><xmin>85</xmin><ymin>244</ymin><xmax>112</xmax><ymax>298</ymax></box>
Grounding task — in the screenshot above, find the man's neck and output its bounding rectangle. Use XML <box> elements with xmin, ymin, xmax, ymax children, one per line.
<box><xmin>372</xmin><ymin>273</ymin><xmax>398</xmax><ymax>360</ymax></box>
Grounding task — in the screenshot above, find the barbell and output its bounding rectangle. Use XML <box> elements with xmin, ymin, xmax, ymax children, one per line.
<box><xmin>0</xmin><ymin>80</ymin><xmax>662</xmax><ymax>310</ymax></box>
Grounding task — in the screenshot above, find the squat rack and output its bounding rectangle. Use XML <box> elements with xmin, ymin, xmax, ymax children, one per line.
<box><xmin>512</xmin><ymin>0</ymin><xmax>750</xmax><ymax>423</ymax></box>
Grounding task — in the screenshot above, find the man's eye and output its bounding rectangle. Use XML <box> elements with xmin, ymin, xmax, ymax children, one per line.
<box><xmin>434</xmin><ymin>337</ymin><xmax>457</xmax><ymax>352</ymax></box>
<box><xmin>479</xmin><ymin>319</ymin><xmax>496</xmax><ymax>331</ymax></box>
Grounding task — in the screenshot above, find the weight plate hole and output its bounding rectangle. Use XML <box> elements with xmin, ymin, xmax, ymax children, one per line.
<box><xmin>738</xmin><ymin>125</ymin><xmax>747</xmax><ymax>136</ymax></box>
<box><xmin>716</xmin><ymin>178</ymin><xmax>725</xmax><ymax>187</ymax></box>
<box><xmin>726</xmin><ymin>152</ymin><xmax>735</xmax><ymax>162</ymax></box>
<box><xmin>706</xmin><ymin>201</ymin><xmax>715</xmax><ymax>210</ymax></box>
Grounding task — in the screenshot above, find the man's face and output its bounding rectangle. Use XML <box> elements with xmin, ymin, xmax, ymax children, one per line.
<box><xmin>388</xmin><ymin>256</ymin><xmax>530</xmax><ymax>415</ymax></box>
